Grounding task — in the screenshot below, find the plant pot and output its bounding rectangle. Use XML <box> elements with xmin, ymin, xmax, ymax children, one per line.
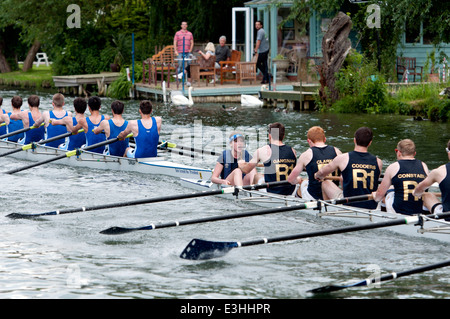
<box><xmin>273</xmin><ymin>59</ymin><xmax>289</xmax><ymax>81</ymax></box>
<box><xmin>428</xmin><ymin>73</ymin><xmax>439</xmax><ymax>83</ymax></box>
<box><xmin>110</xmin><ymin>63</ymin><xmax>120</xmax><ymax>72</ymax></box>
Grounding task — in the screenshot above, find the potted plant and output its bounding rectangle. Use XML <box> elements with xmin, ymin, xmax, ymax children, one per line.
<box><xmin>425</xmin><ymin>50</ymin><xmax>439</xmax><ymax>83</ymax></box>
<box><xmin>273</xmin><ymin>54</ymin><xmax>289</xmax><ymax>81</ymax></box>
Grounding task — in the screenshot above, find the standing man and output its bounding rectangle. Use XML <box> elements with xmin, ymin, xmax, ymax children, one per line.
<box><xmin>315</xmin><ymin>127</ymin><xmax>383</xmax><ymax>209</ymax></box>
<box><xmin>174</xmin><ymin>21</ymin><xmax>194</xmax><ymax>76</ymax></box>
<box><xmin>414</xmin><ymin>140</ymin><xmax>450</xmax><ymax>216</ymax></box>
<box><xmin>373</xmin><ymin>139</ymin><xmax>430</xmax><ymax>215</ymax></box>
<box><xmin>239</xmin><ymin>122</ymin><xmax>297</xmax><ymax>196</ymax></box>
<box><xmin>254</xmin><ymin>20</ymin><xmax>270</xmax><ymax>84</ymax></box>
<box><xmin>288</xmin><ymin>126</ymin><xmax>342</xmax><ymax>200</ymax></box>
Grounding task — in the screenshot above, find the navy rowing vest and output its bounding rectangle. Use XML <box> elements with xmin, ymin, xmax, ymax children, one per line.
<box><xmin>24</xmin><ymin>112</ymin><xmax>45</xmax><ymax>144</ymax></box>
<box><xmin>7</xmin><ymin>111</ymin><xmax>24</xmax><ymax>142</ymax></box>
<box><xmin>264</xmin><ymin>144</ymin><xmax>297</xmax><ymax>195</ymax></box>
<box><xmin>108</xmin><ymin>119</ymin><xmax>129</xmax><ymax>157</ymax></box>
<box><xmin>46</xmin><ymin>110</ymin><xmax>68</xmax><ymax>148</ymax></box>
<box><xmin>341</xmin><ymin>151</ymin><xmax>380</xmax><ymax>209</ymax></box>
<box><xmin>306</xmin><ymin>145</ymin><xmax>338</xmax><ymax>199</ymax></box>
<box><xmin>391</xmin><ymin>159</ymin><xmax>427</xmax><ymax>215</ymax></box>
<box><xmin>440</xmin><ymin>163</ymin><xmax>450</xmax><ymax>212</ymax></box>
<box><xmin>218</xmin><ymin>149</ymin><xmax>251</xmax><ymax>179</ymax></box>
<box><xmin>85</xmin><ymin>116</ymin><xmax>106</xmax><ymax>154</ymax></box>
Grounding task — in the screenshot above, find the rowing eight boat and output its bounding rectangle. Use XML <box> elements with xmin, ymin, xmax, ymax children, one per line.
<box><xmin>0</xmin><ymin>138</ymin><xmax>212</xmax><ymax>180</ymax></box>
<box><xmin>179</xmin><ymin>178</ymin><xmax>450</xmax><ymax>244</ymax></box>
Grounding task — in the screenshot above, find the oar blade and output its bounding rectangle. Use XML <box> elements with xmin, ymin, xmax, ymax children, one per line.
<box><xmin>100</xmin><ymin>226</ymin><xmax>150</xmax><ymax>235</ymax></box>
<box><xmin>180</xmin><ymin>239</ymin><xmax>238</xmax><ymax>260</ymax></box>
<box><xmin>309</xmin><ymin>280</ymin><xmax>366</xmax><ymax>294</ymax></box>
<box><xmin>6</xmin><ymin>211</ymin><xmax>58</xmax><ymax>219</ymax></box>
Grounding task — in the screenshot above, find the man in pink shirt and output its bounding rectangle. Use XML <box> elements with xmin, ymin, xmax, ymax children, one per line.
<box><xmin>173</xmin><ymin>21</ymin><xmax>194</xmax><ymax>75</ymax></box>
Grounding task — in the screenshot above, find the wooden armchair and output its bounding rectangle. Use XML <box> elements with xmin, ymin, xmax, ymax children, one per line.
<box><xmin>397</xmin><ymin>57</ymin><xmax>423</xmax><ymax>82</ymax></box>
<box><xmin>237</xmin><ymin>62</ymin><xmax>257</xmax><ymax>84</ymax></box>
<box><xmin>198</xmin><ymin>55</ymin><xmax>216</xmax><ymax>86</ymax></box>
<box><xmin>143</xmin><ymin>45</ymin><xmax>176</xmax><ymax>84</ymax></box>
<box><xmin>219</xmin><ymin>50</ymin><xmax>242</xmax><ymax>84</ymax></box>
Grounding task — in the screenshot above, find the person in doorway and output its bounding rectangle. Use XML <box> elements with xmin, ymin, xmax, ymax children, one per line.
<box><xmin>211</xmin><ymin>132</ymin><xmax>256</xmax><ymax>186</ymax></box>
<box><xmin>287</xmin><ymin>126</ymin><xmax>342</xmax><ymax>200</ymax></box>
<box><xmin>315</xmin><ymin>127</ymin><xmax>383</xmax><ymax>209</ymax></box>
<box><xmin>239</xmin><ymin>122</ymin><xmax>297</xmax><ymax>195</ymax></box>
<box><xmin>119</xmin><ymin>100</ymin><xmax>162</xmax><ymax>159</ymax></box>
<box><xmin>254</xmin><ymin>20</ymin><xmax>270</xmax><ymax>84</ymax></box>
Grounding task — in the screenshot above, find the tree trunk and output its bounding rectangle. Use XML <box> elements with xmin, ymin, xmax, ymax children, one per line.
<box><xmin>22</xmin><ymin>40</ymin><xmax>41</xmax><ymax>72</ymax></box>
<box><xmin>0</xmin><ymin>40</ymin><xmax>12</xmax><ymax>73</ymax></box>
<box><xmin>319</xmin><ymin>12</ymin><xmax>353</xmax><ymax>105</ymax></box>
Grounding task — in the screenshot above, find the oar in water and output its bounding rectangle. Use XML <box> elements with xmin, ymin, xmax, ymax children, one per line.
<box><xmin>179</xmin><ymin>212</ymin><xmax>450</xmax><ymax>260</ymax></box>
<box><xmin>101</xmin><ymin>194</ymin><xmax>373</xmax><ymax>235</ymax></box>
<box><xmin>4</xmin><ymin>133</ymin><xmax>133</xmax><ymax>175</ymax></box>
<box><xmin>166</xmin><ymin>142</ymin><xmax>220</xmax><ymax>156</ymax></box>
<box><xmin>309</xmin><ymin>259</ymin><xmax>450</xmax><ymax>294</ymax></box>
<box><xmin>0</xmin><ymin>123</ymin><xmax>45</xmax><ymax>140</ymax></box>
<box><xmin>0</xmin><ymin>129</ymin><xmax>85</xmax><ymax>158</ymax></box>
<box><xmin>6</xmin><ymin>180</ymin><xmax>292</xmax><ymax>219</ymax></box>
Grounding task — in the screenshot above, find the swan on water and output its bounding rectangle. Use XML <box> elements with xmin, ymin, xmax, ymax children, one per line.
<box><xmin>171</xmin><ymin>86</ymin><xmax>194</xmax><ymax>106</ymax></box>
<box><xmin>241</xmin><ymin>94</ymin><xmax>263</xmax><ymax>107</ymax></box>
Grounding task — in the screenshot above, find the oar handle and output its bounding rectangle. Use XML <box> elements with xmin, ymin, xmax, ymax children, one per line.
<box><xmin>0</xmin><ymin>123</ymin><xmax>45</xmax><ymax>139</ymax></box>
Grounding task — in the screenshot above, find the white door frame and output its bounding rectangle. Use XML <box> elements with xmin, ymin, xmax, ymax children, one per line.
<box><xmin>232</xmin><ymin>7</ymin><xmax>254</xmax><ymax>62</ymax></box>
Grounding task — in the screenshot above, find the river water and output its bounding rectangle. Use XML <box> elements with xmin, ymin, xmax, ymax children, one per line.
<box><xmin>0</xmin><ymin>87</ymin><xmax>448</xmax><ymax>302</ymax></box>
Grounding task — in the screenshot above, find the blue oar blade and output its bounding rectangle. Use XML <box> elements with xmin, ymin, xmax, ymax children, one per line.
<box><xmin>180</xmin><ymin>239</ymin><xmax>238</xmax><ymax>260</ymax></box>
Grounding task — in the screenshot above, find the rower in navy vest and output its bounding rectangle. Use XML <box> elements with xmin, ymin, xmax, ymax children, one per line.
<box><xmin>239</xmin><ymin>122</ymin><xmax>297</xmax><ymax>195</ymax></box>
<box><xmin>8</xmin><ymin>95</ymin><xmax>45</xmax><ymax>145</ymax></box>
<box><xmin>92</xmin><ymin>100</ymin><xmax>129</xmax><ymax>157</ymax></box>
<box><xmin>315</xmin><ymin>127</ymin><xmax>383</xmax><ymax>209</ymax></box>
<box><xmin>288</xmin><ymin>126</ymin><xmax>342</xmax><ymax>200</ymax></box>
<box><xmin>211</xmin><ymin>132</ymin><xmax>256</xmax><ymax>186</ymax></box>
<box><xmin>120</xmin><ymin>100</ymin><xmax>162</xmax><ymax>159</ymax></box>
<box><xmin>373</xmin><ymin>139</ymin><xmax>430</xmax><ymax>215</ymax></box>
<box><xmin>414</xmin><ymin>139</ymin><xmax>450</xmax><ymax>219</ymax></box>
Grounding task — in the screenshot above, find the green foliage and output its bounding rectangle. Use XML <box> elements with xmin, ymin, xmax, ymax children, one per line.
<box><xmin>108</xmin><ymin>63</ymin><xmax>143</xmax><ymax>99</ymax></box>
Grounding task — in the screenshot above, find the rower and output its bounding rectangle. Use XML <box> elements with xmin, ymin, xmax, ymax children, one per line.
<box><xmin>120</xmin><ymin>100</ymin><xmax>161</xmax><ymax>158</ymax></box>
<box><xmin>0</xmin><ymin>97</ymin><xmax>7</xmax><ymax>136</ymax></box>
<box><xmin>7</xmin><ymin>96</ymin><xmax>25</xmax><ymax>143</ymax></box>
<box><xmin>34</xmin><ymin>93</ymin><xmax>72</xmax><ymax>148</ymax></box>
<box><xmin>51</xmin><ymin>97</ymin><xmax>87</xmax><ymax>151</ymax></box>
<box><xmin>92</xmin><ymin>100</ymin><xmax>129</xmax><ymax>157</ymax></box>
<box><xmin>315</xmin><ymin>127</ymin><xmax>383</xmax><ymax>209</ymax></box>
<box><xmin>373</xmin><ymin>139</ymin><xmax>431</xmax><ymax>215</ymax></box>
<box><xmin>81</xmin><ymin>96</ymin><xmax>110</xmax><ymax>154</ymax></box>
<box><xmin>211</xmin><ymin>131</ymin><xmax>256</xmax><ymax>186</ymax></box>
<box><xmin>9</xmin><ymin>95</ymin><xmax>45</xmax><ymax>145</ymax></box>
<box><xmin>287</xmin><ymin>126</ymin><xmax>342</xmax><ymax>200</ymax></box>
<box><xmin>414</xmin><ymin>139</ymin><xmax>450</xmax><ymax>219</ymax></box>
<box><xmin>239</xmin><ymin>122</ymin><xmax>297</xmax><ymax>196</ymax></box>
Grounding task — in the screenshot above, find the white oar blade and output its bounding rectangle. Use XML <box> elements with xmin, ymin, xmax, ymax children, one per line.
<box><xmin>180</xmin><ymin>239</ymin><xmax>238</xmax><ymax>260</ymax></box>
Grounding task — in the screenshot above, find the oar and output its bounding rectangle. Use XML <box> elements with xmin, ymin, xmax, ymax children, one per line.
<box><xmin>0</xmin><ymin>123</ymin><xmax>45</xmax><ymax>140</ymax></box>
<box><xmin>0</xmin><ymin>129</ymin><xmax>85</xmax><ymax>158</ymax></box>
<box><xmin>101</xmin><ymin>194</ymin><xmax>373</xmax><ymax>235</ymax></box>
<box><xmin>6</xmin><ymin>180</ymin><xmax>292</xmax><ymax>219</ymax></box>
<box><xmin>167</xmin><ymin>142</ymin><xmax>220</xmax><ymax>156</ymax></box>
<box><xmin>179</xmin><ymin>212</ymin><xmax>450</xmax><ymax>260</ymax></box>
<box><xmin>309</xmin><ymin>259</ymin><xmax>450</xmax><ymax>294</ymax></box>
<box><xmin>4</xmin><ymin>133</ymin><xmax>133</xmax><ymax>175</ymax></box>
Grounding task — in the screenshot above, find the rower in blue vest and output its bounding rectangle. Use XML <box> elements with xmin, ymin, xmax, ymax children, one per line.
<box><xmin>373</xmin><ymin>139</ymin><xmax>430</xmax><ymax>215</ymax></box>
<box><xmin>239</xmin><ymin>122</ymin><xmax>297</xmax><ymax>195</ymax></box>
<box><xmin>0</xmin><ymin>97</ymin><xmax>7</xmax><ymax>136</ymax></box>
<box><xmin>81</xmin><ymin>96</ymin><xmax>110</xmax><ymax>154</ymax></box>
<box><xmin>9</xmin><ymin>95</ymin><xmax>45</xmax><ymax>145</ymax></box>
<box><xmin>7</xmin><ymin>96</ymin><xmax>25</xmax><ymax>143</ymax></box>
<box><xmin>50</xmin><ymin>97</ymin><xmax>87</xmax><ymax>151</ymax></box>
<box><xmin>34</xmin><ymin>93</ymin><xmax>72</xmax><ymax>148</ymax></box>
<box><xmin>315</xmin><ymin>127</ymin><xmax>383</xmax><ymax>209</ymax></box>
<box><xmin>287</xmin><ymin>126</ymin><xmax>342</xmax><ymax>200</ymax></box>
<box><xmin>211</xmin><ymin>132</ymin><xmax>256</xmax><ymax>186</ymax></box>
<box><xmin>119</xmin><ymin>100</ymin><xmax>161</xmax><ymax>159</ymax></box>
<box><xmin>92</xmin><ymin>100</ymin><xmax>129</xmax><ymax>157</ymax></box>
<box><xmin>414</xmin><ymin>139</ymin><xmax>450</xmax><ymax>219</ymax></box>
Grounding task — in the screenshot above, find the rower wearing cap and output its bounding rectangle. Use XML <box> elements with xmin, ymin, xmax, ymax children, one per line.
<box><xmin>211</xmin><ymin>132</ymin><xmax>256</xmax><ymax>186</ymax></box>
<box><xmin>239</xmin><ymin>122</ymin><xmax>297</xmax><ymax>195</ymax></box>
<box><xmin>414</xmin><ymin>139</ymin><xmax>450</xmax><ymax>218</ymax></box>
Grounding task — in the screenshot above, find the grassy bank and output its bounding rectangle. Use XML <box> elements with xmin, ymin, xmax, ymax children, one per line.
<box><xmin>0</xmin><ymin>65</ymin><xmax>54</xmax><ymax>89</ymax></box>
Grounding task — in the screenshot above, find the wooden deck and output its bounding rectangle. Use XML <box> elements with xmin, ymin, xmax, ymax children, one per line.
<box><xmin>52</xmin><ymin>72</ymin><xmax>120</xmax><ymax>96</ymax></box>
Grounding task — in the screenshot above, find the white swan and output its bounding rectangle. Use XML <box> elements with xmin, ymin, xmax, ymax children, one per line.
<box><xmin>171</xmin><ymin>86</ymin><xmax>194</xmax><ymax>106</ymax></box>
<box><xmin>241</xmin><ymin>94</ymin><xmax>263</xmax><ymax>107</ymax></box>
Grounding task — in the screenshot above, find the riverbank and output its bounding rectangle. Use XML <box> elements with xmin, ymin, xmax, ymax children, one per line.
<box><xmin>0</xmin><ymin>66</ymin><xmax>54</xmax><ymax>89</ymax></box>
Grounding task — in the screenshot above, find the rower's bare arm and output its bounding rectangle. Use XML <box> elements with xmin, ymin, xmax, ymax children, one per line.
<box><xmin>373</xmin><ymin>163</ymin><xmax>396</xmax><ymax>202</ymax></box>
<box><xmin>211</xmin><ymin>162</ymin><xmax>228</xmax><ymax>185</ymax></box>
<box><xmin>287</xmin><ymin>150</ymin><xmax>310</xmax><ymax>184</ymax></box>
<box><xmin>315</xmin><ymin>155</ymin><xmax>344</xmax><ymax>181</ymax></box>
<box><xmin>413</xmin><ymin>168</ymin><xmax>441</xmax><ymax>197</ymax></box>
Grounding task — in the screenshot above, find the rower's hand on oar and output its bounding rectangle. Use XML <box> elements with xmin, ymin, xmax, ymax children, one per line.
<box><xmin>314</xmin><ymin>172</ymin><xmax>324</xmax><ymax>182</ymax></box>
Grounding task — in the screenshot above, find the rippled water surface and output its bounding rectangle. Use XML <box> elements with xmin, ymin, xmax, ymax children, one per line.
<box><xmin>0</xmin><ymin>87</ymin><xmax>448</xmax><ymax>300</ymax></box>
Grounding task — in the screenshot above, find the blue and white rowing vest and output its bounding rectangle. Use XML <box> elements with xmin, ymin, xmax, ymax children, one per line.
<box><xmin>85</xmin><ymin>116</ymin><xmax>106</xmax><ymax>154</ymax></box>
<box><xmin>7</xmin><ymin>111</ymin><xmax>24</xmax><ymax>142</ymax></box>
<box><xmin>341</xmin><ymin>151</ymin><xmax>381</xmax><ymax>209</ymax></box>
<box><xmin>67</xmin><ymin>117</ymin><xmax>86</xmax><ymax>151</ymax></box>
<box><xmin>24</xmin><ymin>112</ymin><xmax>45</xmax><ymax>144</ymax></box>
<box><xmin>46</xmin><ymin>110</ymin><xmax>68</xmax><ymax>148</ymax></box>
<box><xmin>108</xmin><ymin>119</ymin><xmax>129</xmax><ymax>157</ymax></box>
<box><xmin>134</xmin><ymin>118</ymin><xmax>159</xmax><ymax>158</ymax></box>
